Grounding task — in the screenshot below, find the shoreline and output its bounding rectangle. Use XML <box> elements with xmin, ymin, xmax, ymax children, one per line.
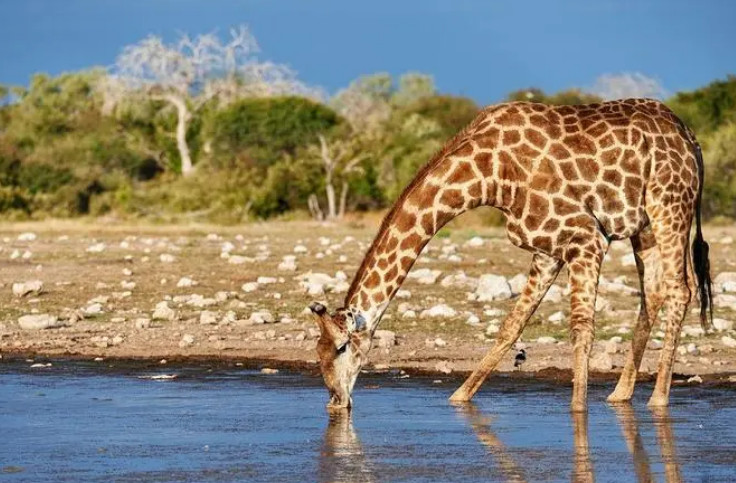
<box><xmin>4</xmin><ymin>349</ymin><xmax>736</xmax><ymax>389</ymax></box>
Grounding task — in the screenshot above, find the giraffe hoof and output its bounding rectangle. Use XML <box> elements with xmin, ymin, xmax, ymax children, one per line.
<box><xmin>449</xmin><ymin>390</ymin><xmax>472</xmax><ymax>403</ymax></box>
<box><xmin>606</xmin><ymin>392</ymin><xmax>632</xmax><ymax>404</ymax></box>
<box><xmin>647</xmin><ymin>396</ymin><xmax>669</xmax><ymax>408</ymax></box>
<box><xmin>570</xmin><ymin>402</ymin><xmax>588</xmax><ymax>413</ymax></box>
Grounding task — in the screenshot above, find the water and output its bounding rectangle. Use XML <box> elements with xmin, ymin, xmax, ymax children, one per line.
<box><xmin>1</xmin><ymin>361</ymin><xmax>735</xmax><ymax>483</ymax></box>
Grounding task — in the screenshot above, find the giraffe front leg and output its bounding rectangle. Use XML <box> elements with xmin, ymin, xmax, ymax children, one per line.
<box><xmin>609</xmin><ymin>229</ymin><xmax>664</xmax><ymax>403</ymax></box>
<box><xmin>449</xmin><ymin>253</ymin><xmax>563</xmax><ymax>403</ymax></box>
<box><xmin>567</xmin><ymin>238</ymin><xmax>607</xmax><ymax>413</ymax></box>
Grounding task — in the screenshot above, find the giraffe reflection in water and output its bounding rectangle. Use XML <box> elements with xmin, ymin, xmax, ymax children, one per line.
<box><xmin>318</xmin><ymin>403</ymin><xmax>683</xmax><ymax>483</ymax></box>
<box><xmin>318</xmin><ymin>409</ymin><xmax>374</xmax><ymax>483</ymax></box>
<box><xmin>454</xmin><ymin>403</ymin><xmax>682</xmax><ymax>483</ymax></box>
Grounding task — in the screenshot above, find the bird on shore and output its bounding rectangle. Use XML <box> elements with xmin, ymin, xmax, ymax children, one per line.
<box><xmin>514</xmin><ymin>349</ymin><xmax>527</xmax><ymax>370</ymax></box>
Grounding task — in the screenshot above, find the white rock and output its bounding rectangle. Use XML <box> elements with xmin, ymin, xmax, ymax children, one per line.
<box><xmin>257</xmin><ymin>276</ymin><xmax>278</xmax><ymax>285</ymax></box>
<box><xmin>686</xmin><ymin>343</ymin><xmax>699</xmax><ymax>355</ymax></box>
<box><xmin>179</xmin><ymin>334</ymin><xmax>195</xmax><ymax>348</ymax></box>
<box><xmin>228</xmin><ymin>255</ymin><xmax>253</xmax><ymax>265</ymax></box>
<box><xmin>221</xmin><ymin>241</ymin><xmax>235</xmax><ymax>253</ymax></box>
<box><xmin>620</xmin><ymin>253</ymin><xmax>636</xmax><ymax>267</ymax></box>
<box><xmin>160</xmin><ymin>254</ymin><xmax>175</xmax><ymax>263</ymax></box>
<box><xmin>721</xmin><ymin>336</ymin><xmax>736</xmax><ymax>348</ymax></box>
<box><xmin>374</xmin><ymin>330</ymin><xmax>396</xmax><ymax>348</ymax></box>
<box><xmin>402</xmin><ymin>310</ymin><xmax>417</xmax><ymax>319</ymax></box>
<box><xmin>200</xmin><ymin>311</ymin><xmax>218</xmax><ymax>325</ymax></box>
<box><xmin>604</xmin><ymin>339</ymin><xmax>619</xmax><ymax>354</ymax></box>
<box><xmin>714</xmin><ymin>294</ymin><xmax>736</xmax><ymax>311</ymax></box>
<box><xmin>484</xmin><ymin>308</ymin><xmax>506</xmax><ymax>317</ymax></box>
<box><xmin>595</xmin><ymin>296</ymin><xmax>611</xmax><ymax>313</ymax></box>
<box><xmin>466</xmin><ymin>236</ymin><xmax>485</xmax><ymax>247</ymax></box>
<box><xmin>713</xmin><ymin>318</ymin><xmax>734</xmax><ymax>332</ymax></box>
<box><xmin>548</xmin><ymin>311</ymin><xmax>566</xmax><ymax>324</ymax></box>
<box><xmin>475</xmin><ymin>274</ymin><xmax>512</xmax><ymax>302</ymax></box>
<box><xmin>241</xmin><ymin>282</ymin><xmax>259</xmax><ymax>293</ymax></box>
<box><xmin>507</xmin><ymin>273</ymin><xmax>528</xmax><ymax>296</ymax></box>
<box><xmin>18</xmin><ymin>314</ymin><xmax>61</xmax><ymax>330</ymax></box>
<box><xmin>543</xmin><ymin>284</ymin><xmax>564</xmax><ymax>303</ymax></box>
<box><xmin>112</xmin><ymin>336</ymin><xmax>124</xmax><ymax>346</ymax></box>
<box><xmin>249</xmin><ymin>311</ymin><xmax>275</xmax><ymax>324</ymax></box>
<box><xmin>687</xmin><ymin>375</ymin><xmax>703</xmax><ymax>384</ymax></box>
<box><xmin>719</xmin><ymin>236</ymin><xmax>734</xmax><ymax>245</ymax></box>
<box><xmin>420</xmin><ymin>304</ymin><xmax>457</xmax><ymax>318</ymax></box>
<box><xmin>120</xmin><ymin>281</ymin><xmax>136</xmax><ymax>290</ymax></box>
<box><xmin>278</xmin><ymin>256</ymin><xmax>297</xmax><ymax>271</ymax></box>
<box><xmin>134</xmin><ymin>318</ymin><xmax>151</xmax><ymax>329</ymax></box>
<box><xmin>396</xmin><ymin>289</ymin><xmax>412</xmax><ymax>299</ymax></box>
<box><xmin>294</xmin><ymin>245</ymin><xmax>308</xmax><ymax>254</ymax></box>
<box><xmin>485</xmin><ymin>323</ymin><xmax>500</xmax><ymax>335</ymax></box>
<box><xmin>440</xmin><ymin>271</ymin><xmax>478</xmax><ymax>290</ymax></box>
<box><xmin>12</xmin><ymin>280</ymin><xmax>43</xmax><ymax>298</ymax></box>
<box><xmin>434</xmin><ymin>337</ymin><xmax>447</xmax><ymax>348</ymax></box>
<box><xmin>590</xmin><ymin>352</ymin><xmax>613</xmax><ymax>372</ymax></box>
<box><xmin>536</xmin><ymin>336</ymin><xmax>557</xmax><ymax>345</ymax></box>
<box><xmin>682</xmin><ymin>325</ymin><xmax>705</xmax><ymax>338</ymax></box>
<box><xmin>715</xmin><ymin>272</ymin><xmax>736</xmax><ymax>291</ymax></box>
<box><xmin>407</xmin><ymin>268</ymin><xmax>442</xmax><ymax>285</ymax></box>
<box><xmin>649</xmin><ymin>339</ymin><xmax>663</xmax><ymax>349</ymax></box>
<box><xmin>17</xmin><ymin>232</ymin><xmax>37</xmax><ymax>241</ymax></box>
<box><xmin>152</xmin><ymin>301</ymin><xmax>176</xmax><ymax>321</ymax></box>
<box><xmin>84</xmin><ymin>303</ymin><xmax>104</xmax><ymax>315</ymax></box>
<box><xmin>177</xmin><ymin>277</ymin><xmax>195</xmax><ymax>288</ymax></box>
<box><xmin>435</xmin><ymin>361</ymin><xmax>452</xmax><ymax>374</ymax></box>
<box><xmin>466</xmin><ymin>315</ymin><xmax>481</xmax><ymax>325</ymax></box>
<box><xmin>86</xmin><ymin>243</ymin><xmax>106</xmax><ymax>253</ymax></box>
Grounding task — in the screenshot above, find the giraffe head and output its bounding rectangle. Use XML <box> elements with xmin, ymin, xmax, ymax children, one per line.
<box><xmin>309</xmin><ymin>302</ymin><xmax>371</xmax><ymax>410</ymax></box>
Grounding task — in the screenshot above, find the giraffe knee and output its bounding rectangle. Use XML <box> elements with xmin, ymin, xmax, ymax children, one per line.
<box><xmin>570</xmin><ymin>319</ymin><xmax>595</xmax><ymax>347</ymax></box>
<box><xmin>664</xmin><ymin>281</ymin><xmax>691</xmax><ymax>307</ymax></box>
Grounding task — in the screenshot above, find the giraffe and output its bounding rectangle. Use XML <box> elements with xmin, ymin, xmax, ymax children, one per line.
<box><xmin>309</xmin><ymin>98</ymin><xmax>713</xmax><ymax>412</ymax></box>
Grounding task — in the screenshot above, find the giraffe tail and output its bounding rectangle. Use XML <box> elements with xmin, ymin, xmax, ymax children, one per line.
<box><xmin>691</xmin><ymin>141</ymin><xmax>713</xmax><ymax>332</ymax></box>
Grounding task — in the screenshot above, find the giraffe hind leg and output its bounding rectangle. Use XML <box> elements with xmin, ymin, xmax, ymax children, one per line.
<box><xmin>449</xmin><ymin>253</ymin><xmax>563</xmax><ymax>402</ymax></box>
<box><xmin>608</xmin><ymin>227</ymin><xmax>664</xmax><ymax>403</ymax></box>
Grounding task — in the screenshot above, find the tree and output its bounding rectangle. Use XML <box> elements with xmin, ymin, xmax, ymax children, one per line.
<box><xmin>311</xmin><ymin>135</ymin><xmax>366</xmax><ymax>219</ymax></box>
<box><xmin>206</xmin><ymin>96</ymin><xmax>341</xmax><ymax>168</ymax></box>
<box><xmin>398</xmin><ymin>94</ymin><xmax>479</xmax><ymax>138</ymax></box>
<box><xmin>506</xmin><ymin>87</ymin><xmax>601</xmax><ymax>105</ymax></box>
<box><xmin>701</xmin><ymin>123</ymin><xmax>736</xmax><ymax>219</ymax></box>
<box><xmin>102</xmin><ymin>25</ymin><xmax>314</xmax><ymax>176</ymax></box>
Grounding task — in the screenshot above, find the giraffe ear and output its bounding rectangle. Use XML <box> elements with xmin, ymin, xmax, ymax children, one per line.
<box><xmin>309</xmin><ymin>302</ymin><xmax>327</xmax><ymax>316</ymax></box>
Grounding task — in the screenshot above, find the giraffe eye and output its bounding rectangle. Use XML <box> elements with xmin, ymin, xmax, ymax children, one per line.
<box><xmin>336</xmin><ymin>343</ymin><xmax>348</xmax><ymax>355</ymax></box>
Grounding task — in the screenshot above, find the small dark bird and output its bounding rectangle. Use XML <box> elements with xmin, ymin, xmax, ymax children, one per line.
<box><xmin>514</xmin><ymin>349</ymin><xmax>527</xmax><ymax>370</ymax></box>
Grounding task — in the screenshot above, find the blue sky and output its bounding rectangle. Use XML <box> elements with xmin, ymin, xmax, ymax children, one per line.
<box><xmin>1</xmin><ymin>0</ymin><xmax>734</xmax><ymax>105</ymax></box>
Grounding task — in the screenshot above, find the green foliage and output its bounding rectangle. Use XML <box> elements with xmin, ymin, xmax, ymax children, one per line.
<box><xmin>0</xmin><ymin>68</ymin><xmax>734</xmax><ymax>223</ymax></box>
<box><xmin>667</xmin><ymin>76</ymin><xmax>736</xmax><ymax>136</ymax></box>
<box><xmin>506</xmin><ymin>87</ymin><xmax>602</xmax><ymax>105</ymax></box>
<box><xmin>207</xmin><ymin>96</ymin><xmax>341</xmax><ymax>168</ymax></box>
<box><xmin>398</xmin><ymin>95</ymin><xmax>480</xmax><ymax>139</ymax></box>
<box><xmin>701</xmin><ymin>123</ymin><xmax>736</xmax><ymax>218</ymax></box>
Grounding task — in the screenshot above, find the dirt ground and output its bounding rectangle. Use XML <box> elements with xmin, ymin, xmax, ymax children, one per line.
<box><xmin>1</xmin><ymin>216</ymin><xmax>735</xmax><ymax>385</ymax></box>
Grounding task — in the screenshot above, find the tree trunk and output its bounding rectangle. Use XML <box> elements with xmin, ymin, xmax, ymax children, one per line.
<box><xmin>308</xmin><ymin>194</ymin><xmax>324</xmax><ymax>221</ymax></box>
<box><xmin>325</xmin><ymin>181</ymin><xmax>337</xmax><ymax>219</ymax></box>
<box><xmin>338</xmin><ymin>180</ymin><xmax>349</xmax><ymax>219</ymax></box>
<box><xmin>166</xmin><ymin>95</ymin><xmax>194</xmax><ymax>176</ymax></box>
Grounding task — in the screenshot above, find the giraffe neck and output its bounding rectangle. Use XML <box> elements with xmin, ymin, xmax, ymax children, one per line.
<box><xmin>344</xmin><ymin>133</ymin><xmax>515</xmax><ymax>332</ymax></box>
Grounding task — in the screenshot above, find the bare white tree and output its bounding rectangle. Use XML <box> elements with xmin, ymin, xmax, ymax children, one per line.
<box><xmin>101</xmin><ymin>25</ymin><xmax>318</xmax><ymax>176</ymax></box>
<box><xmin>313</xmin><ymin>135</ymin><xmax>366</xmax><ymax>220</ymax></box>
<box><xmin>591</xmin><ymin>73</ymin><xmax>668</xmax><ymax>101</ymax></box>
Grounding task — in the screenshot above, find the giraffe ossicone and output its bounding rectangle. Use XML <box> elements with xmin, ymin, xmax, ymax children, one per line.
<box><xmin>310</xmin><ymin>98</ymin><xmax>713</xmax><ymax>413</ymax></box>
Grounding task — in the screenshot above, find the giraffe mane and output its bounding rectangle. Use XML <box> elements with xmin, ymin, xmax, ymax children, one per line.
<box><xmin>344</xmin><ymin>105</ymin><xmax>505</xmax><ymax>303</ymax></box>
